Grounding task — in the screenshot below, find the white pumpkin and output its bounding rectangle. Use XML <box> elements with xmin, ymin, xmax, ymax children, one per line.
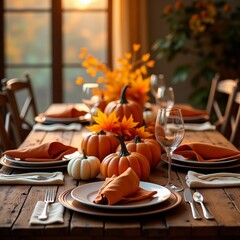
<box><xmin>67</xmin><ymin>150</ymin><xmax>101</xmax><ymax>180</ymax></box>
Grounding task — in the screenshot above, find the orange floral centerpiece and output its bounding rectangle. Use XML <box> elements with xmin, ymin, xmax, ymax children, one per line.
<box><xmin>77</xmin><ymin>44</ymin><xmax>160</xmax><ymax>166</ymax></box>
<box><xmin>76</xmin><ymin>44</ymin><xmax>155</xmax><ymax>107</ymax></box>
<box><xmin>88</xmin><ymin>109</ymin><xmax>153</xmax><ymax>140</ymax></box>
<box><xmin>81</xmin><ymin>109</ymin><xmax>154</xmax><ymax>162</ymax></box>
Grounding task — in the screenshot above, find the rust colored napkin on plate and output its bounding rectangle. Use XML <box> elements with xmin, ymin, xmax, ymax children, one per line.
<box><xmin>173</xmin><ymin>104</ymin><xmax>209</xmax><ymax>118</ymax></box>
<box><xmin>4</xmin><ymin>142</ymin><xmax>78</xmax><ymax>162</ymax></box>
<box><xmin>175</xmin><ymin>142</ymin><xmax>240</xmax><ymax>162</ymax></box>
<box><xmin>42</xmin><ymin>105</ymin><xmax>87</xmax><ymax>118</ymax></box>
<box><xmin>94</xmin><ymin>167</ymin><xmax>157</xmax><ymax>205</ymax></box>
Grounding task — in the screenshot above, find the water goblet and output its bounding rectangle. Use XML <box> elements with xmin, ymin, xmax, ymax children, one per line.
<box><xmin>82</xmin><ymin>83</ymin><xmax>99</xmax><ymax>123</ymax></box>
<box><xmin>155</xmin><ymin>108</ymin><xmax>185</xmax><ymax>192</ymax></box>
<box><xmin>157</xmin><ymin>87</ymin><xmax>175</xmax><ymax>109</ymax></box>
<box><xmin>150</xmin><ymin>74</ymin><xmax>166</xmax><ymax>104</ymax></box>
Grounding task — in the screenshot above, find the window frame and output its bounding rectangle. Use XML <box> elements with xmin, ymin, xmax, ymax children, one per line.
<box><xmin>0</xmin><ymin>0</ymin><xmax>112</xmax><ymax>103</ymax></box>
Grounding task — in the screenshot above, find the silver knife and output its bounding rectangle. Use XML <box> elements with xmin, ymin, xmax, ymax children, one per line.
<box><xmin>184</xmin><ymin>188</ymin><xmax>201</xmax><ymax>220</ymax></box>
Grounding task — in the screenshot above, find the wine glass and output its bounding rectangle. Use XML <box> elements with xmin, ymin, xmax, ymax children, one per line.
<box><xmin>155</xmin><ymin>108</ymin><xmax>185</xmax><ymax>192</ymax></box>
<box><xmin>82</xmin><ymin>83</ymin><xmax>99</xmax><ymax>123</ymax></box>
<box><xmin>157</xmin><ymin>87</ymin><xmax>175</xmax><ymax>109</ymax></box>
<box><xmin>150</xmin><ymin>74</ymin><xmax>166</xmax><ymax>104</ymax></box>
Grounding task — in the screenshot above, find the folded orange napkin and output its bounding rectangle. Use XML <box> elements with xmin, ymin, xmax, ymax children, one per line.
<box><xmin>94</xmin><ymin>167</ymin><xmax>157</xmax><ymax>205</ymax></box>
<box><xmin>173</xmin><ymin>104</ymin><xmax>209</xmax><ymax>118</ymax></box>
<box><xmin>42</xmin><ymin>106</ymin><xmax>87</xmax><ymax>118</ymax></box>
<box><xmin>175</xmin><ymin>142</ymin><xmax>240</xmax><ymax>162</ymax></box>
<box><xmin>4</xmin><ymin>142</ymin><xmax>78</xmax><ymax>162</ymax></box>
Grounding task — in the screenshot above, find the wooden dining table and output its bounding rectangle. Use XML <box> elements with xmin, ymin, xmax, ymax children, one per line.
<box><xmin>0</xmin><ymin>104</ymin><xmax>240</xmax><ymax>240</ymax></box>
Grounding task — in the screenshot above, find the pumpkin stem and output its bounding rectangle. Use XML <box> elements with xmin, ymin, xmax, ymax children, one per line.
<box><xmin>98</xmin><ymin>130</ymin><xmax>106</xmax><ymax>135</ymax></box>
<box><xmin>82</xmin><ymin>149</ymin><xmax>87</xmax><ymax>159</ymax></box>
<box><xmin>133</xmin><ymin>135</ymin><xmax>143</xmax><ymax>143</ymax></box>
<box><xmin>115</xmin><ymin>135</ymin><xmax>130</xmax><ymax>157</ymax></box>
<box><xmin>119</xmin><ymin>85</ymin><xmax>129</xmax><ymax>104</ymax></box>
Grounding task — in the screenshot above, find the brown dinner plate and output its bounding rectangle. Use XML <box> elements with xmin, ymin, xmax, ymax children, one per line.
<box><xmin>0</xmin><ymin>157</ymin><xmax>68</xmax><ymax>170</ymax></box>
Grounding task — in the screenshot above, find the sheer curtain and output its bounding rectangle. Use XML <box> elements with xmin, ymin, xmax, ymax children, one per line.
<box><xmin>112</xmin><ymin>0</ymin><xmax>149</xmax><ymax>68</ymax></box>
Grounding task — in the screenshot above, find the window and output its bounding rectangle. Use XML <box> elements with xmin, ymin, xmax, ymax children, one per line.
<box><xmin>1</xmin><ymin>0</ymin><xmax>111</xmax><ymax>112</ymax></box>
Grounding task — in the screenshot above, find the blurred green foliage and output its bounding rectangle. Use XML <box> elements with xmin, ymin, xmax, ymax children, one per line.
<box><xmin>152</xmin><ymin>0</ymin><xmax>240</xmax><ymax>108</ymax></box>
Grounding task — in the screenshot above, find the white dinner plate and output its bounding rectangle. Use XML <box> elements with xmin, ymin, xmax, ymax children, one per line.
<box><xmin>59</xmin><ymin>188</ymin><xmax>182</xmax><ymax>217</ymax></box>
<box><xmin>3</xmin><ymin>155</ymin><xmax>70</xmax><ymax>167</ymax></box>
<box><xmin>71</xmin><ymin>181</ymin><xmax>171</xmax><ymax>210</ymax></box>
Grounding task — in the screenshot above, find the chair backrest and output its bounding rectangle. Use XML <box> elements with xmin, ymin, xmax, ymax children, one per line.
<box><xmin>0</xmin><ymin>92</ymin><xmax>16</xmax><ymax>152</ymax></box>
<box><xmin>206</xmin><ymin>73</ymin><xmax>239</xmax><ymax>134</ymax></box>
<box><xmin>222</xmin><ymin>80</ymin><xmax>240</xmax><ymax>148</ymax></box>
<box><xmin>3</xmin><ymin>74</ymin><xmax>38</xmax><ymax>144</ymax></box>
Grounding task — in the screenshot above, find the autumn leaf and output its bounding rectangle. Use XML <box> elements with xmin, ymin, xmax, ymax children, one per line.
<box><xmin>87</xmin><ymin>110</ymin><xmax>120</xmax><ymax>133</ymax></box>
<box><xmin>130</xmin><ymin>126</ymin><xmax>153</xmax><ymax>139</ymax></box>
<box><xmin>75</xmin><ymin>77</ymin><xmax>84</xmax><ymax>85</ymax></box>
<box><xmin>118</xmin><ymin>115</ymin><xmax>138</xmax><ymax>138</ymax></box>
<box><xmin>133</xmin><ymin>44</ymin><xmax>141</xmax><ymax>52</ymax></box>
<box><xmin>141</xmin><ymin>53</ymin><xmax>150</xmax><ymax>62</ymax></box>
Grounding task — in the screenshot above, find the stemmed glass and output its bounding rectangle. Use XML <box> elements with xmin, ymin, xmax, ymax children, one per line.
<box><xmin>157</xmin><ymin>87</ymin><xmax>175</xmax><ymax>109</ymax></box>
<box><xmin>82</xmin><ymin>83</ymin><xmax>99</xmax><ymax>123</ymax></box>
<box><xmin>155</xmin><ymin>108</ymin><xmax>185</xmax><ymax>192</ymax></box>
<box><xmin>150</xmin><ymin>74</ymin><xmax>174</xmax><ymax>109</ymax></box>
<box><xmin>150</xmin><ymin>74</ymin><xmax>166</xmax><ymax>104</ymax></box>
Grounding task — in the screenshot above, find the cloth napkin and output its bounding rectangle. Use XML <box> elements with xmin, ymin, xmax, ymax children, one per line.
<box><xmin>94</xmin><ymin>167</ymin><xmax>157</xmax><ymax>205</ymax></box>
<box><xmin>0</xmin><ymin>171</ymin><xmax>64</xmax><ymax>185</ymax></box>
<box><xmin>186</xmin><ymin>170</ymin><xmax>240</xmax><ymax>188</ymax></box>
<box><xmin>175</xmin><ymin>142</ymin><xmax>240</xmax><ymax>162</ymax></box>
<box><xmin>29</xmin><ymin>201</ymin><xmax>64</xmax><ymax>225</ymax></box>
<box><xmin>173</xmin><ymin>104</ymin><xmax>209</xmax><ymax>118</ymax></box>
<box><xmin>4</xmin><ymin>142</ymin><xmax>78</xmax><ymax>162</ymax></box>
<box><xmin>33</xmin><ymin>123</ymin><xmax>82</xmax><ymax>131</ymax></box>
<box><xmin>41</xmin><ymin>105</ymin><xmax>88</xmax><ymax>118</ymax></box>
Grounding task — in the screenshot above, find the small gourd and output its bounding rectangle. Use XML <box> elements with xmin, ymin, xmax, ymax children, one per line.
<box><xmin>104</xmin><ymin>85</ymin><xmax>143</xmax><ymax>126</ymax></box>
<box><xmin>81</xmin><ymin>130</ymin><xmax>119</xmax><ymax>161</ymax></box>
<box><xmin>100</xmin><ymin>135</ymin><xmax>150</xmax><ymax>181</ymax></box>
<box><xmin>67</xmin><ymin>150</ymin><xmax>100</xmax><ymax>180</ymax></box>
<box><xmin>122</xmin><ymin>135</ymin><xmax>162</xmax><ymax>168</ymax></box>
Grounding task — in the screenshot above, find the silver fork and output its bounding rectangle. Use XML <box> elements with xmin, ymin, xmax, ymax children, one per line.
<box><xmin>38</xmin><ymin>188</ymin><xmax>55</xmax><ymax>220</ymax></box>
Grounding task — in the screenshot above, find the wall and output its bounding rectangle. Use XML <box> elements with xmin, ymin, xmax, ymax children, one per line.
<box><xmin>147</xmin><ymin>0</ymin><xmax>239</xmax><ymax>105</ymax></box>
<box><xmin>147</xmin><ymin>0</ymin><xmax>193</xmax><ymax>104</ymax></box>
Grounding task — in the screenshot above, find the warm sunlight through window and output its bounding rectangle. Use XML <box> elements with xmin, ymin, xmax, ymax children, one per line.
<box><xmin>3</xmin><ymin>0</ymin><xmax>110</xmax><ymax>111</ymax></box>
<box><xmin>62</xmin><ymin>0</ymin><xmax>107</xmax><ymax>9</ymax></box>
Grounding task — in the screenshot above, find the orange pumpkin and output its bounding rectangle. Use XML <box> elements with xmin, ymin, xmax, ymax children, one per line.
<box><xmin>81</xmin><ymin>130</ymin><xmax>119</xmax><ymax>161</ymax></box>
<box><xmin>104</xmin><ymin>85</ymin><xmax>143</xmax><ymax>126</ymax></box>
<box><xmin>100</xmin><ymin>135</ymin><xmax>150</xmax><ymax>181</ymax></box>
<box><xmin>122</xmin><ymin>135</ymin><xmax>162</xmax><ymax>168</ymax></box>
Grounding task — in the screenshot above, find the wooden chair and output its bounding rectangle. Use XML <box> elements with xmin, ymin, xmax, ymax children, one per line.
<box><xmin>206</xmin><ymin>73</ymin><xmax>239</xmax><ymax>136</ymax></box>
<box><xmin>222</xmin><ymin>80</ymin><xmax>240</xmax><ymax>148</ymax></box>
<box><xmin>0</xmin><ymin>92</ymin><xmax>16</xmax><ymax>153</ymax></box>
<box><xmin>3</xmin><ymin>74</ymin><xmax>38</xmax><ymax>145</ymax></box>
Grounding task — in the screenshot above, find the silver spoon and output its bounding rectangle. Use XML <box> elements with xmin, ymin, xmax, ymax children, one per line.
<box><xmin>193</xmin><ymin>192</ymin><xmax>214</xmax><ymax>220</ymax></box>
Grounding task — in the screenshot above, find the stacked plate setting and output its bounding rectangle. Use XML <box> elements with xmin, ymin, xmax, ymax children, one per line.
<box><xmin>58</xmin><ymin>182</ymin><xmax>182</xmax><ymax>217</ymax></box>
<box><xmin>161</xmin><ymin>153</ymin><xmax>240</xmax><ymax>170</ymax></box>
<box><xmin>1</xmin><ymin>155</ymin><xmax>70</xmax><ymax>169</ymax></box>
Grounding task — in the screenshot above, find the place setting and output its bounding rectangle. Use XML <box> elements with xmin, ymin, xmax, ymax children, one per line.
<box><xmin>161</xmin><ymin>142</ymin><xmax>240</xmax><ymax>171</ymax></box>
<box><xmin>0</xmin><ymin>141</ymin><xmax>79</xmax><ymax>170</ymax></box>
<box><xmin>34</xmin><ymin>104</ymin><xmax>91</xmax><ymax>131</ymax></box>
<box><xmin>58</xmin><ymin>167</ymin><xmax>182</xmax><ymax>217</ymax></box>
